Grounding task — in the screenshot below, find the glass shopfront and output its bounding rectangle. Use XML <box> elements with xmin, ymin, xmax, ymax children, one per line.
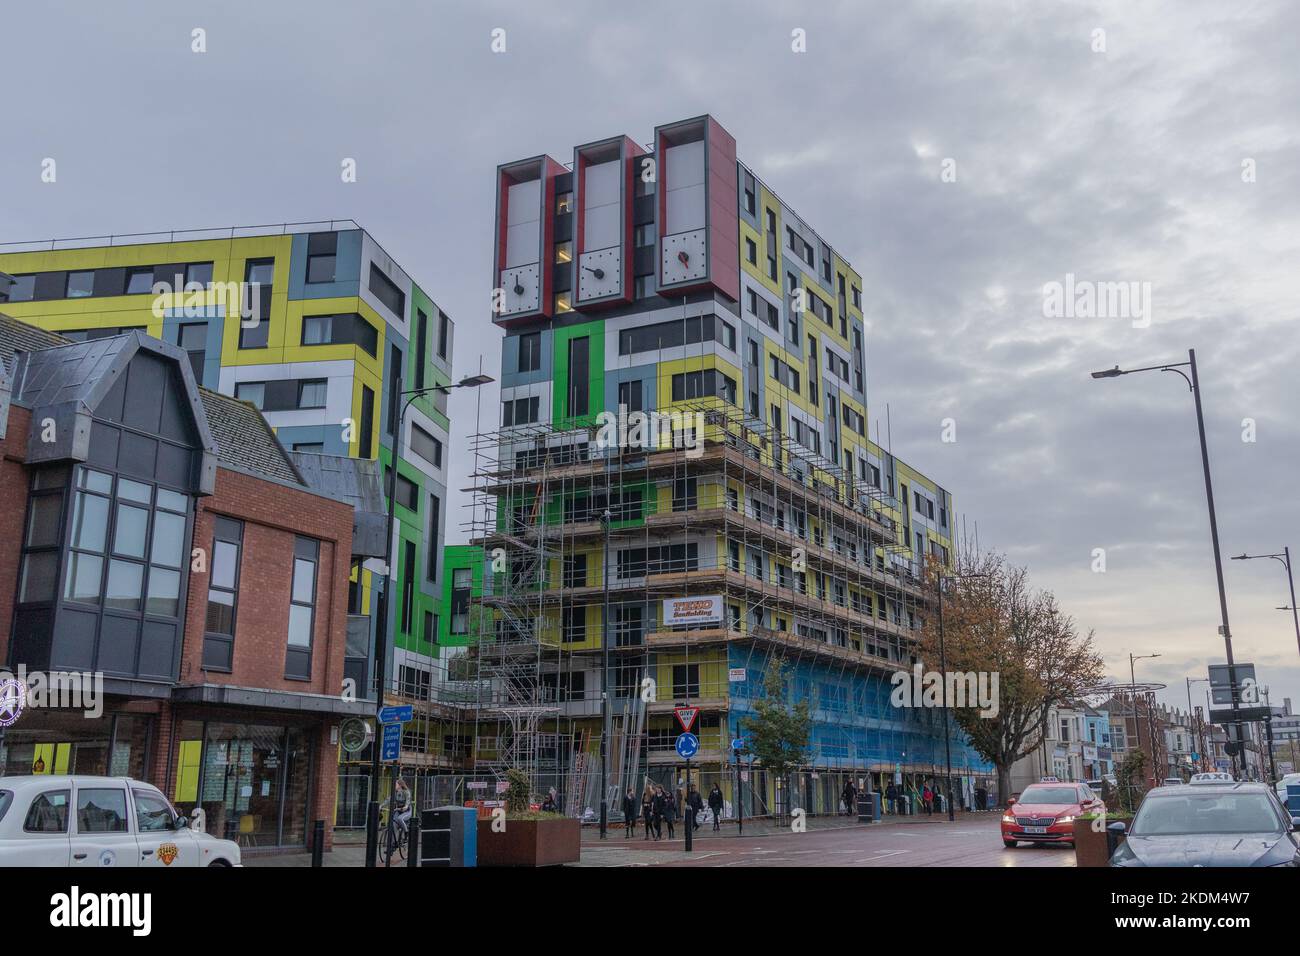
<box><xmin>170</xmin><ymin>720</ymin><xmax>313</xmax><ymax>847</ymax></box>
<box><xmin>0</xmin><ymin>710</ymin><xmax>151</xmax><ymax>779</ymax></box>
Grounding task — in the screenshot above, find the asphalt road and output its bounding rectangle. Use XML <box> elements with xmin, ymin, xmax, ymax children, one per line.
<box><xmin>575</xmin><ymin>815</ymin><xmax>1077</xmax><ymax>867</ymax></box>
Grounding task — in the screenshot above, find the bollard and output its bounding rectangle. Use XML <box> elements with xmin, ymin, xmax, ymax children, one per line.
<box><xmin>684</xmin><ymin>806</ymin><xmax>693</xmax><ymax>852</ymax></box>
<box><xmin>407</xmin><ymin>811</ymin><xmax>421</xmax><ymax>867</ymax></box>
<box><xmin>311</xmin><ymin>819</ymin><xmax>325</xmax><ymax>867</ymax></box>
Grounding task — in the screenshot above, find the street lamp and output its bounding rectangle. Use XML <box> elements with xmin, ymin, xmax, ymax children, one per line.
<box><xmin>935</xmin><ymin>570</ymin><xmax>989</xmax><ymax>822</ymax></box>
<box><xmin>364</xmin><ymin>372</ymin><xmax>493</xmax><ymax>868</ymax></box>
<box><xmin>1092</xmin><ymin>350</ymin><xmax>1245</xmax><ymax>776</ymax></box>
<box><xmin>1231</xmin><ymin>550</ymin><xmax>1300</xmax><ymax>661</ymax></box>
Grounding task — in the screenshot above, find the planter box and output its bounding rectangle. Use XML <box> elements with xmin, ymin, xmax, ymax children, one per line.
<box><xmin>476</xmin><ymin>817</ymin><xmax>580</xmax><ymax>867</ymax></box>
<box><xmin>1073</xmin><ymin>818</ymin><xmax>1124</xmax><ymax>867</ymax></box>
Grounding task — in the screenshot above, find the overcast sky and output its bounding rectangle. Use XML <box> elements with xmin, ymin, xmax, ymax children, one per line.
<box><xmin>4</xmin><ymin>0</ymin><xmax>1297</xmax><ymax>712</ymax></box>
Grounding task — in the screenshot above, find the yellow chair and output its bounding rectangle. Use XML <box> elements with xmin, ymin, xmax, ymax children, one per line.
<box><xmin>237</xmin><ymin>814</ymin><xmax>259</xmax><ymax>847</ymax></box>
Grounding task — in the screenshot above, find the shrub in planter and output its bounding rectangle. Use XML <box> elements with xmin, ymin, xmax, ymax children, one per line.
<box><xmin>1073</xmin><ymin>812</ymin><xmax>1132</xmax><ymax>867</ymax></box>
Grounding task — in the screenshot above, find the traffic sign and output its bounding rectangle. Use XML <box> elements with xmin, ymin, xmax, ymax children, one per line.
<box><xmin>379</xmin><ymin>705</ymin><xmax>413</xmax><ymax>723</ymax></box>
<box><xmin>674</xmin><ymin>706</ymin><xmax>699</xmax><ymax>732</ymax></box>
<box><xmin>730</xmin><ymin>737</ymin><xmax>745</xmax><ymax>752</ymax></box>
<box><xmin>675</xmin><ymin>733</ymin><xmax>699</xmax><ymax>759</ymax></box>
<box><xmin>381</xmin><ymin>722</ymin><xmax>401</xmax><ymax>761</ymax></box>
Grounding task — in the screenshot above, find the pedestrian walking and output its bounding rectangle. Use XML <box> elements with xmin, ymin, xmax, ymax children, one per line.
<box><xmin>650</xmin><ymin>786</ymin><xmax>666</xmax><ymax>841</ymax></box>
<box><xmin>641</xmin><ymin>783</ymin><xmax>655</xmax><ymax>840</ymax></box>
<box><xmin>708</xmin><ymin>784</ymin><xmax>724</xmax><ymax>831</ymax></box>
<box><xmin>885</xmin><ymin>781</ymin><xmax>898</xmax><ymax>815</ymax></box>
<box><xmin>662</xmin><ymin>786</ymin><xmax>677</xmax><ymax>839</ymax></box>
<box><xmin>688</xmin><ymin>785</ymin><xmax>704</xmax><ymax>831</ymax></box>
<box><xmin>842</xmin><ymin>780</ymin><xmax>857</xmax><ymax>816</ymax></box>
<box><xmin>922</xmin><ymin>783</ymin><xmax>933</xmax><ymax>815</ymax></box>
<box><xmin>622</xmin><ymin>788</ymin><xmax>638</xmax><ymax>838</ymax></box>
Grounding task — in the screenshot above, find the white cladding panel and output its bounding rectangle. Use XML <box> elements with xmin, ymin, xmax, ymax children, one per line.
<box><xmin>583</xmin><ymin>159</ymin><xmax>621</xmax><ymax>251</ymax></box>
<box><xmin>505</xmin><ymin>179</ymin><xmax>542</xmax><ymax>268</ymax></box>
<box><xmin>665</xmin><ymin>141</ymin><xmax>706</xmax><ymax>233</ymax></box>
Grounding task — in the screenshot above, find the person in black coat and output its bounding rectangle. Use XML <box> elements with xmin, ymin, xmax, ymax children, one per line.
<box><xmin>650</xmin><ymin>786</ymin><xmax>666</xmax><ymax>841</ymax></box>
<box><xmin>622</xmin><ymin>788</ymin><xmax>638</xmax><ymax>838</ymax></box>
<box><xmin>707</xmin><ymin>784</ymin><xmax>724</xmax><ymax>831</ymax></box>
<box><xmin>842</xmin><ymin>780</ymin><xmax>857</xmax><ymax>816</ymax></box>
<box><xmin>641</xmin><ymin>784</ymin><xmax>656</xmax><ymax>840</ymax></box>
<box><xmin>661</xmin><ymin>786</ymin><xmax>677</xmax><ymax>839</ymax></box>
<box><xmin>885</xmin><ymin>781</ymin><xmax>899</xmax><ymax>815</ymax></box>
<box><xmin>687</xmin><ymin>785</ymin><xmax>705</xmax><ymax>831</ymax></box>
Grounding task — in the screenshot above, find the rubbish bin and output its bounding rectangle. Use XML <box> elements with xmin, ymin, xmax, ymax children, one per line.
<box><xmin>933</xmin><ymin>793</ymin><xmax>945</xmax><ymax>814</ymax></box>
<box><xmin>856</xmin><ymin>792</ymin><xmax>880</xmax><ymax>823</ymax></box>
<box><xmin>899</xmin><ymin>794</ymin><xmax>912</xmax><ymax>816</ymax></box>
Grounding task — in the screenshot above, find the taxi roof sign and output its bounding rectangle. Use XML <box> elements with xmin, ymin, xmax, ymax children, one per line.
<box><xmin>1190</xmin><ymin>771</ymin><xmax>1234</xmax><ymax>785</ymax></box>
<box><xmin>1039</xmin><ymin>776</ymin><xmax>1060</xmax><ymax>783</ymax></box>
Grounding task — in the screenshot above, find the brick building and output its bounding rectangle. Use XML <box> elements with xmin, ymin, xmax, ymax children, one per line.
<box><xmin>0</xmin><ymin>314</ymin><xmax>373</xmax><ymax>850</ymax></box>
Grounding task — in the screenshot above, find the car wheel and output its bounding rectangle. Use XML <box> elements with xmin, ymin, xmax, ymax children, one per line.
<box><xmin>208</xmin><ymin>859</ymin><xmax>231</xmax><ymax>867</ymax></box>
<box><xmin>1003</xmin><ymin>839</ymin><xmax>1017</xmax><ymax>848</ymax></box>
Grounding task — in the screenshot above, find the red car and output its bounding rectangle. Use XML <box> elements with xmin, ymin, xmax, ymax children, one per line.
<box><xmin>1001</xmin><ymin>779</ymin><xmax>1105</xmax><ymax>848</ymax></box>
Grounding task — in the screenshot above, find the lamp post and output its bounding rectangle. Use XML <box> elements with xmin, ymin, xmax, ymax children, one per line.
<box><xmin>364</xmin><ymin>372</ymin><xmax>493</xmax><ymax>868</ymax></box>
<box><xmin>1231</xmin><ymin>549</ymin><xmax>1300</xmax><ymax>661</ymax></box>
<box><xmin>1092</xmin><ymin>350</ymin><xmax>1244</xmax><ymax>777</ymax></box>
<box><xmin>599</xmin><ymin>507</ymin><xmax>612</xmax><ymax>840</ymax></box>
<box><xmin>935</xmin><ymin>570</ymin><xmax>988</xmax><ymax>822</ymax></box>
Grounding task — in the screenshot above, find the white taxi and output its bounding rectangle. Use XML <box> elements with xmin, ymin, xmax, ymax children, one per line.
<box><xmin>0</xmin><ymin>775</ymin><xmax>241</xmax><ymax>867</ymax></box>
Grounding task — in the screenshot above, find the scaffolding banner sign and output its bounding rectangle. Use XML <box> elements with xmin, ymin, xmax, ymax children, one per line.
<box><xmin>663</xmin><ymin>595</ymin><xmax>723</xmax><ymax>627</ymax></box>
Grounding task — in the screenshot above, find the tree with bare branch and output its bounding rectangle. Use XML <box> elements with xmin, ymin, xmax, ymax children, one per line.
<box><xmin>919</xmin><ymin>552</ymin><xmax>1105</xmax><ymax>804</ymax></box>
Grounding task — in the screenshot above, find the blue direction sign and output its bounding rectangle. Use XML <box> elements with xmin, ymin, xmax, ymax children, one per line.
<box><xmin>730</xmin><ymin>737</ymin><xmax>745</xmax><ymax>752</ymax></box>
<box><xmin>379</xmin><ymin>705</ymin><xmax>413</xmax><ymax>724</ymax></box>
<box><xmin>381</xmin><ymin>722</ymin><xmax>402</xmax><ymax>761</ymax></box>
<box><xmin>675</xmin><ymin>732</ymin><xmax>700</xmax><ymax>759</ymax></box>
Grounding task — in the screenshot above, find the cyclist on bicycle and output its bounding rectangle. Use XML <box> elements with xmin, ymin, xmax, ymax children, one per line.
<box><xmin>390</xmin><ymin>778</ymin><xmax>412</xmax><ymax>836</ymax></box>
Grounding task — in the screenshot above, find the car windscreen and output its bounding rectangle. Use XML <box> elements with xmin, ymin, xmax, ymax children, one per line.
<box><xmin>0</xmin><ymin>790</ymin><xmax>11</xmax><ymax>825</ymax></box>
<box><xmin>1132</xmin><ymin>791</ymin><xmax>1284</xmax><ymax>836</ymax></box>
<box><xmin>1019</xmin><ymin>787</ymin><xmax>1078</xmax><ymax>804</ymax></box>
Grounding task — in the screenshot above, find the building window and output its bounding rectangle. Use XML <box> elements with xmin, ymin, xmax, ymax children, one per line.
<box><xmin>672</xmin><ymin>664</ymin><xmax>700</xmax><ymax>699</ymax></box>
<box><xmin>125</xmin><ymin>267</ymin><xmax>154</xmax><ymax>295</ymax></box>
<box><xmin>745</xmin><ymin>237</ymin><xmax>757</xmax><ymax>264</ymax></box>
<box><xmin>562</xmin><ymin>605</ymin><xmax>585</xmax><ymax>642</ymax></box>
<box><xmin>298</xmin><ymin>379</ymin><xmax>328</xmax><ymax>409</ymax></box>
<box><xmin>203</xmin><ymin>516</ymin><xmax>243</xmax><ymax>671</ymax></box>
<box><xmin>368</xmin><ymin>263</ymin><xmax>406</xmax><ymax>318</ymax></box>
<box><xmin>300</xmin><ymin>313</ymin><xmax>378</xmax><ymax>356</ymax></box>
<box><xmin>415</xmin><ymin>309</ymin><xmax>428</xmax><ymax>391</ymax></box>
<box><xmin>235</xmin><ymin>382</ymin><xmax>265</xmax><ymax>409</ymax></box>
<box><xmin>502</xmin><ymin>395</ymin><xmax>540</xmax><ymax>427</ymax></box>
<box><xmin>178</xmin><ymin>323</ymin><xmax>206</xmax><ymax>383</ymax></box>
<box><xmin>617</xmin><ymin>379</ymin><xmax>643</xmax><ymax>412</ymax></box>
<box><xmin>305</xmin><ymin>232</ymin><xmax>338</xmax><ymax>284</ymax></box>
<box><xmin>359</xmin><ymin>386</ymin><xmax>375</xmax><ymax>458</ymax></box>
<box><xmin>437</xmin><ymin>311</ymin><xmax>449</xmax><ymax>360</ymax></box>
<box><xmin>555</xmin><ymin>240</ymin><xmax>573</xmax><ymax>264</ymax></box>
<box><xmin>65</xmin><ymin>271</ymin><xmax>95</xmax><ymax>298</ymax></box>
<box><xmin>285</xmin><ymin>537</ymin><xmax>319</xmax><ymax>679</ymax></box>
<box><xmin>401</xmin><ymin>539</ymin><xmax>416</xmax><ymax>636</ymax></box>
<box><xmin>17</xmin><ymin>466</ymin><xmax>68</xmax><ymax>605</ymax></box>
<box><xmin>518</xmin><ymin>332</ymin><xmax>541</xmax><ymax>373</ymax></box>
<box><xmin>427</xmin><ymin>494</ymin><xmax>440</xmax><ymax>582</ymax></box>
<box><xmin>567</xmin><ymin>336</ymin><xmax>589</xmax><ymax>416</ymax></box>
<box><xmin>556</xmin><ymin>191</ymin><xmax>574</xmax><ymax>214</ymax></box>
<box><xmin>389</xmin><ymin>471</ymin><xmax>419</xmax><ymax>512</ymax></box>
<box><xmin>672</xmin><ymin>477</ymin><xmax>697</xmax><ymax>512</ymax></box>
<box><xmin>554</xmin><ymin>291</ymin><xmax>573</xmax><ymax>313</ymax></box>
<box><xmin>410</xmin><ymin>424</ymin><xmax>443</xmax><ymax>468</ymax></box>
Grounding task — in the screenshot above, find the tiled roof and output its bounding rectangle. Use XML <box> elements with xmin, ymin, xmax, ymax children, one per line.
<box><xmin>289</xmin><ymin>451</ymin><xmax>384</xmax><ymax>514</ymax></box>
<box><xmin>0</xmin><ymin>313</ymin><xmax>71</xmax><ymax>367</ymax></box>
<box><xmin>199</xmin><ymin>388</ymin><xmax>304</xmax><ymax>486</ymax></box>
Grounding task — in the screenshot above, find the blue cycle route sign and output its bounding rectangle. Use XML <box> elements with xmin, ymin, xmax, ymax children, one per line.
<box><xmin>675</xmin><ymin>732</ymin><xmax>700</xmax><ymax>759</ymax></box>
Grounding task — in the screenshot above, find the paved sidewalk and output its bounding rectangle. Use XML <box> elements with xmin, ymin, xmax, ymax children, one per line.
<box><xmin>243</xmin><ymin>811</ymin><xmax>1002</xmax><ymax>867</ymax></box>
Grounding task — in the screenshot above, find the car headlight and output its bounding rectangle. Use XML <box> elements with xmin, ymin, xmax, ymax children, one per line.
<box><xmin>1057</xmin><ymin>815</ymin><xmax>1074</xmax><ymax>825</ymax></box>
<box><xmin>1001</xmin><ymin>814</ymin><xmax>1015</xmax><ymax>823</ymax></box>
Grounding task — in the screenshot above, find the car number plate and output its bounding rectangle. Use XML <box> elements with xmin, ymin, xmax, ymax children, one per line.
<box><xmin>1024</xmin><ymin>826</ymin><xmax>1048</xmax><ymax>834</ymax></box>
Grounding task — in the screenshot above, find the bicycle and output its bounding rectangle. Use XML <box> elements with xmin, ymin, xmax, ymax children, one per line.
<box><xmin>380</xmin><ymin>804</ymin><xmax>409</xmax><ymax>866</ymax></box>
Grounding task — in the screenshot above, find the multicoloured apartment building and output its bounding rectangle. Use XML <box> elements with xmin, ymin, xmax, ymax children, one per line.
<box><xmin>465</xmin><ymin>115</ymin><xmax>991</xmax><ymax>817</ymax></box>
<box><xmin>0</xmin><ymin>222</ymin><xmax>456</xmax><ymax>813</ymax></box>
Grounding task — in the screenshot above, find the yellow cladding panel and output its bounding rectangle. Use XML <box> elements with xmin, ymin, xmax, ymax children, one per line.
<box><xmin>348</xmin><ymin>362</ymin><xmax>384</xmax><ymax>457</ymax></box>
<box><xmin>833</xmin><ymin>251</ymin><xmax>864</xmax><ymax>320</ymax></box>
<box><xmin>279</xmin><ymin>296</ymin><xmax>386</xmax><ymax>373</ymax></box>
<box><xmin>740</xmin><ymin>217</ymin><xmax>781</xmax><ymax>298</ymax></box>
<box><xmin>761</xmin><ymin>340</ymin><xmax>815</xmax><ymax>418</ymax></box>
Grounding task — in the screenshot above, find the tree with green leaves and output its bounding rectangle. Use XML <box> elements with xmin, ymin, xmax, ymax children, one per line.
<box><xmin>740</xmin><ymin>658</ymin><xmax>811</xmax><ymax>821</ymax></box>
